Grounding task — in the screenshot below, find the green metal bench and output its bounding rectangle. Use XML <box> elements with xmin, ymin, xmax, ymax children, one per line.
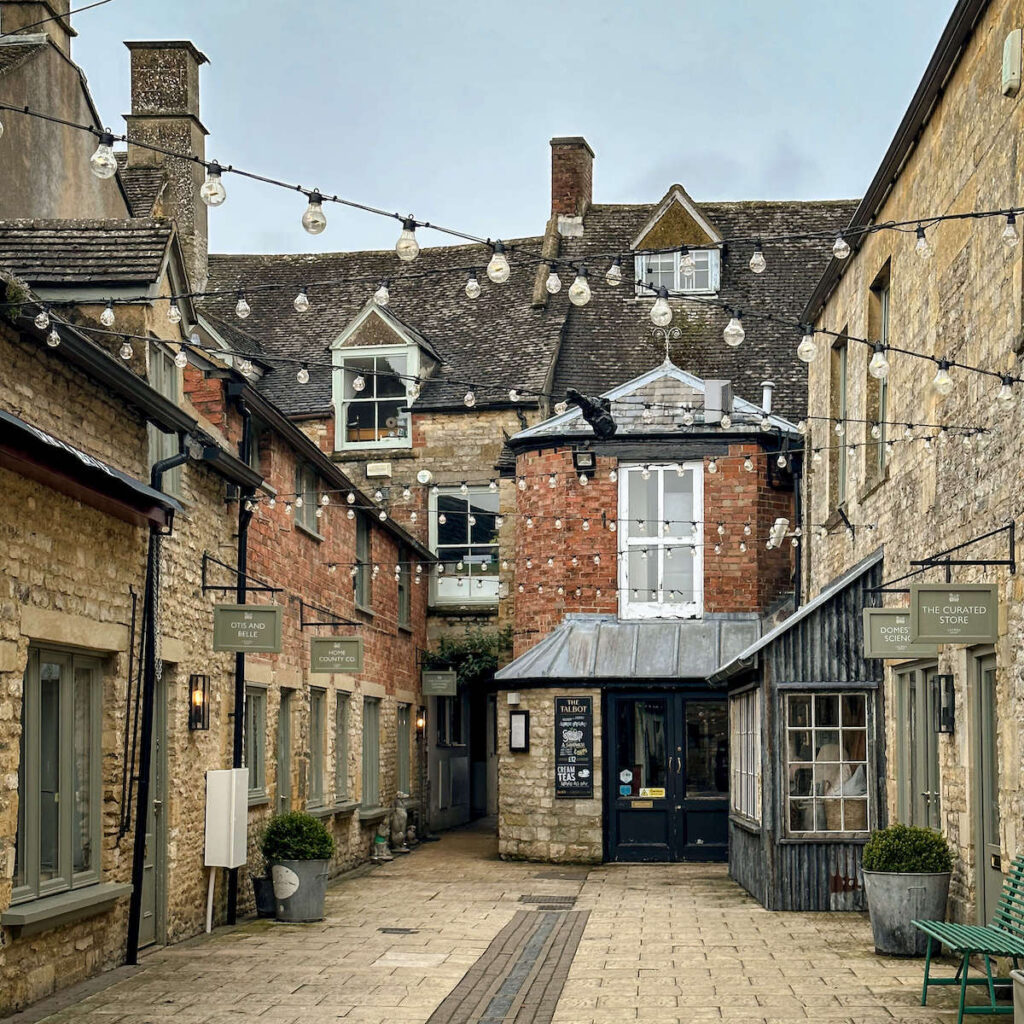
<box><xmin>914</xmin><ymin>856</ymin><xmax>1024</xmax><ymax>1024</ymax></box>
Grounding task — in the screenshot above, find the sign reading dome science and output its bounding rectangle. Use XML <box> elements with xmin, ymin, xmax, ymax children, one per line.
<box><xmin>862</xmin><ymin>609</ymin><xmax>939</xmax><ymax>659</ymax></box>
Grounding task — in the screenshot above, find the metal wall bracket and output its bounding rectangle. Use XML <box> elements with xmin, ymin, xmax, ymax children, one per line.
<box><xmin>200</xmin><ymin>551</ymin><xmax>282</xmax><ymax>595</ymax></box>
<box><xmin>296</xmin><ymin>596</ymin><xmax>361</xmax><ymax>630</ymax></box>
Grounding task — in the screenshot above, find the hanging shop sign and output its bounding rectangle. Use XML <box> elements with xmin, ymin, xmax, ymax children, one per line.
<box><xmin>212</xmin><ymin>604</ymin><xmax>282</xmax><ymax>653</ymax></box>
<box><xmin>421</xmin><ymin>669</ymin><xmax>458</xmax><ymax>696</ymax></box>
<box><xmin>909</xmin><ymin>583</ymin><xmax>999</xmax><ymax>644</ymax></box>
<box><xmin>310</xmin><ymin>636</ymin><xmax>363</xmax><ymax>674</ymax></box>
<box><xmin>862</xmin><ymin>609</ymin><xmax>939</xmax><ymax>659</ymax></box>
<box><xmin>554</xmin><ymin>696</ymin><xmax>594</xmax><ymax>799</ymax></box>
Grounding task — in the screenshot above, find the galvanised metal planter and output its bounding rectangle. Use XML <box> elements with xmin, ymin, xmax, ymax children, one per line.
<box><xmin>271</xmin><ymin>859</ymin><xmax>329</xmax><ymax>922</ymax></box>
<box><xmin>863</xmin><ymin>870</ymin><xmax>951</xmax><ymax>956</ymax></box>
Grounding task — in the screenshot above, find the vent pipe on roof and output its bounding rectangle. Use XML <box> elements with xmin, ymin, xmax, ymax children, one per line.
<box><xmin>761</xmin><ymin>380</ymin><xmax>774</xmax><ymax>415</ymax></box>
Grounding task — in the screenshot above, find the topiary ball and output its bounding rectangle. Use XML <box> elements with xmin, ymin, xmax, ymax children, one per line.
<box><xmin>862</xmin><ymin>823</ymin><xmax>952</xmax><ymax>873</ymax></box>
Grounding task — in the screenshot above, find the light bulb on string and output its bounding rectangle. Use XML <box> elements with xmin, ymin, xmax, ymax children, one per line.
<box><xmin>868</xmin><ymin>344</ymin><xmax>889</xmax><ymax>379</ymax></box>
<box><xmin>297</xmin><ymin>364</ymin><xmax>310</xmax><ymax>384</ymax></box>
<box><xmin>915</xmin><ymin>225</ymin><xmax>934</xmax><ymax>259</ymax></box>
<box><xmin>554</xmin><ymin>400</ymin><xmax>568</xmax><ymax>415</ymax></box>
<box><xmin>904</xmin><ymin>423</ymin><xmax>914</xmax><ymax>440</ymax></box>
<box><xmin>720</xmin><ymin>413</ymin><xmax>732</xmax><ymax>429</ymax></box>
<box><xmin>568</xmin><ymin>266</ymin><xmax>591</xmax><ymax>306</ymax></box>
<box><xmin>301</xmin><ymin>191</ymin><xmax>327</xmax><ymax>234</ymax></box>
<box><xmin>293</xmin><ymin>287</ymin><xmax>310</xmax><ymax>313</ymax></box>
<box><xmin>832</xmin><ymin>233</ymin><xmax>851</xmax><ymax>259</ymax></box>
<box><xmin>465</xmin><ymin>273</ymin><xmax>481</xmax><ymax>299</ymax></box>
<box><xmin>119</xmin><ymin>337</ymin><xmax>133</xmax><ymax>361</ymax></box>
<box><xmin>812</xmin><ymin>449</ymin><xmax>822</xmax><ymax>464</ymax></box>
<box><xmin>609</xmin><ymin>469</ymin><xmax>618</xmax><ymax>482</ymax></box>
<box><xmin>395</xmin><ymin>218</ymin><xmax>420</xmax><ymax>261</ymax></box>
<box><xmin>548</xmin><ymin>473</ymin><xmax>557</xmax><ymax>488</ymax></box>
<box><xmin>373</xmin><ymin>279</ymin><xmax>390</xmax><ymax>306</ymax></box>
<box><xmin>797</xmin><ymin>420</ymin><xmax>807</xmax><ymax>434</ymax></box>
<box><xmin>406</xmin><ymin>377</ymin><xmax>421</xmax><ymax>401</ymax></box>
<box><xmin>707</xmin><ymin>458</ymin><xmax>718</xmax><ymax>474</ymax></box>
<box><xmin>174</xmin><ymin>348</ymin><xmax>188</xmax><ymax>369</ymax></box>
<box><xmin>487</xmin><ymin>241</ymin><xmax>510</xmax><ymax>283</ymax></box>
<box><xmin>932</xmin><ymin>359</ymin><xmax>954</xmax><ymax>397</ymax></box>
<box><xmin>797</xmin><ymin>326</ymin><xmax>817</xmax><ymax>363</ymax></box>
<box><xmin>996</xmin><ymin>375</ymin><xmax>1015</xmax><ymax>408</ymax></box>
<box><xmin>235</xmin><ymin>292</ymin><xmax>251</xmax><ymax>319</ymax></box>
<box><xmin>749</xmin><ymin>242</ymin><xmax>766</xmax><ymax>274</ymax></box>
<box><xmin>239</xmin><ymin>358</ymin><xmax>253</xmax><ymax>375</ymax></box>
<box><xmin>33</xmin><ymin>309</ymin><xmax>50</xmax><ymax>330</ymax></box>
<box><xmin>167</xmin><ymin>302</ymin><xmax>181</xmax><ymax>325</ymax></box>
<box><xmin>834</xmin><ymin>420</ymin><xmax>845</xmax><ymax>436</ymax></box>
<box><xmin>199</xmin><ymin>162</ymin><xmax>226</xmax><ymax>206</ymax></box>
<box><xmin>508</xmin><ymin>388</ymin><xmax>519</xmax><ymax>402</ymax></box>
<box><xmin>870</xmin><ymin>422</ymin><xmax>881</xmax><ymax>440</ymax></box>
<box><xmin>459</xmin><ymin>481</ymin><xmax>469</xmax><ymax>495</ymax></box>
<box><xmin>679</xmin><ymin>246</ymin><xmax>696</xmax><ymax>271</ymax></box>
<box><xmin>605</xmin><ymin>257</ymin><xmax>623</xmax><ymax>286</ymax></box>
<box><xmin>1002</xmin><ymin>213</ymin><xmax>1019</xmax><ymax>248</ymax></box>
<box><xmin>46</xmin><ymin>328</ymin><xmax>60</xmax><ymax>348</ymax></box>
<box><xmin>463</xmin><ymin>389</ymin><xmax>476</xmax><ymax>408</ymax></box>
<box><xmin>89</xmin><ymin>130</ymin><xmax>117</xmax><ymax>179</ymax></box>
<box><xmin>723</xmin><ymin>311</ymin><xmax>745</xmax><ymax>347</ymax></box>
<box><xmin>545</xmin><ymin>267</ymin><xmax>562</xmax><ymax>294</ymax></box>
<box><xmin>743</xmin><ymin>457</ymin><xmax>754</xmax><ymax>472</ymax></box>
<box><xmin>99</xmin><ymin>302</ymin><xmax>115</xmax><ymax>327</ymax></box>
<box><xmin>760</xmin><ymin>416</ymin><xmax>771</xmax><ymax>431</ymax></box>
<box><xmin>682</xmin><ymin>408</ymin><xmax>695</xmax><ymax>426</ymax></box>
<box><xmin>650</xmin><ymin>286</ymin><xmax>672</xmax><ymax>327</ymax></box>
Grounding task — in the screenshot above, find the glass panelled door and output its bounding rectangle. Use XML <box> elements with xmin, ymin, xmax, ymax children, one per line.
<box><xmin>606</xmin><ymin>693</ymin><xmax>728</xmax><ymax>862</ymax></box>
<box><xmin>974</xmin><ymin>656</ymin><xmax>1002</xmax><ymax>923</ymax></box>
<box><xmin>896</xmin><ymin>666</ymin><xmax>941</xmax><ymax>829</ymax></box>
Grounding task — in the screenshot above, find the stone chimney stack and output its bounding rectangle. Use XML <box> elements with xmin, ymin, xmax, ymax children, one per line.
<box><xmin>124</xmin><ymin>40</ymin><xmax>210</xmax><ymax>288</ymax></box>
<box><xmin>0</xmin><ymin>1</ymin><xmax>75</xmax><ymax>56</ymax></box>
<box><xmin>550</xmin><ymin>136</ymin><xmax>594</xmax><ymax>220</ymax></box>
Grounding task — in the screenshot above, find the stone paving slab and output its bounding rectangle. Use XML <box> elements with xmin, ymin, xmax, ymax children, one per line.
<box><xmin>12</xmin><ymin>826</ymin><xmax>979</xmax><ymax>1024</ymax></box>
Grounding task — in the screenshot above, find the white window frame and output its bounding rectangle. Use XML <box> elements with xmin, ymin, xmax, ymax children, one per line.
<box><xmin>147</xmin><ymin>342</ymin><xmax>182</xmax><ymax>496</ymax></box>
<box><xmin>635</xmin><ymin>249</ymin><xmax>721</xmax><ymax>296</ymax></box>
<box><xmin>244</xmin><ymin>685</ymin><xmax>268</xmax><ymax>805</ymax></box>
<box><xmin>784</xmin><ymin>691</ymin><xmax>871</xmax><ymax>837</ymax></box>
<box><xmin>429</xmin><ymin>486</ymin><xmax>500</xmax><ymax>607</ymax></box>
<box><xmin>729</xmin><ymin>689</ymin><xmax>761</xmax><ymax>823</ymax></box>
<box><xmin>308</xmin><ymin>687</ymin><xmax>326</xmax><ymax>808</ymax></box>
<box><xmin>617</xmin><ymin>463</ymin><xmax>703</xmax><ymax>619</ymax></box>
<box><xmin>332</xmin><ymin>344</ymin><xmax>419</xmax><ymax>451</ymax></box>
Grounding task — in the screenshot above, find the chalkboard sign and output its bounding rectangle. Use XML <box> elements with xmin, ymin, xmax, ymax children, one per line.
<box><xmin>554</xmin><ymin>696</ymin><xmax>594</xmax><ymax>799</ymax></box>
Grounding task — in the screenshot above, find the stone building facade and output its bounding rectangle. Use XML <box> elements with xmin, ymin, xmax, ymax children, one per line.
<box><xmin>801</xmin><ymin>0</ymin><xmax>1024</xmax><ymax>923</ymax></box>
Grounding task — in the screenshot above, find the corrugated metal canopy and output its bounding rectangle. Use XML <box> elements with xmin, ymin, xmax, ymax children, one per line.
<box><xmin>496</xmin><ymin>613</ymin><xmax>760</xmax><ymax>683</ymax></box>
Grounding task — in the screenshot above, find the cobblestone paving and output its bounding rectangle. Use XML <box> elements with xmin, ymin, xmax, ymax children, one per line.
<box><xmin>23</xmin><ymin>825</ymin><xmax>965</xmax><ymax>1024</ymax></box>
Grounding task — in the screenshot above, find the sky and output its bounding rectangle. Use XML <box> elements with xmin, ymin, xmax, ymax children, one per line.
<box><xmin>72</xmin><ymin>0</ymin><xmax>957</xmax><ymax>256</ymax></box>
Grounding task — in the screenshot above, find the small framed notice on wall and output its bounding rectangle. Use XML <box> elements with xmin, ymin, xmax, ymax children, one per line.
<box><xmin>509</xmin><ymin>710</ymin><xmax>530</xmax><ymax>752</ymax></box>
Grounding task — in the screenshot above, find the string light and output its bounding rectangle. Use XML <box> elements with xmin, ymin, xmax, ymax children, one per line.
<box><xmin>235</xmin><ymin>291</ymin><xmax>251</xmax><ymax>319</ymax></box>
<box><xmin>605</xmin><ymin>258</ymin><xmax>623</xmax><ymax>286</ymax></box>
<box><xmin>545</xmin><ymin>267</ymin><xmax>562</xmax><ymax>294</ymax></box>
<box><xmin>749</xmin><ymin>242</ymin><xmax>766</xmax><ymax>274</ymax></box>
<box><xmin>200</xmin><ymin>161</ymin><xmax>226</xmax><ymax>206</ymax></box>
<box><xmin>932</xmin><ymin>359</ymin><xmax>954</xmax><ymax>397</ymax></box>
<box><xmin>167</xmin><ymin>302</ymin><xmax>181</xmax><ymax>324</ymax></box>
<box><xmin>118</xmin><ymin>337</ymin><xmax>132</xmax><ymax>360</ymax></box>
<box><xmin>301</xmin><ymin>191</ymin><xmax>327</xmax><ymax>235</ymax></box>
<box><xmin>723</xmin><ymin>311</ymin><xmax>745</xmax><ymax>348</ymax></box>
<box><xmin>868</xmin><ymin>344</ymin><xmax>889</xmax><ymax>380</ymax></box>
<box><xmin>915</xmin><ymin>225</ymin><xmax>934</xmax><ymax>259</ymax></box>
<box><xmin>395</xmin><ymin>218</ymin><xmax>420</xmax><ymax>261</ymax></box>
<box><xmin>1002</xmin><ymin>213</ymin><xmax>1019</xmax><ymax>248</ymax></box>
<box><xmin>568</xmin><ymin>266</ymin><xmax>592</xmax><ymax>306</ymax></box>
<box><xmin>464</xmin><ymin>390</ymin><xmax>476</xmax><ymax>408</ymax></box>
<box><xmin>465</xmin><ymin>272</ymin><xmax>481</xmax><ymax>299</ymax></box>
<box><xmin>297</xmin><ymin>363</ymin><xmax>310</xmax><ymax>384</ymax></box>
<box><xmin>33</xmin><ymin>308</ymin><xmax>49</xmax><ymax>330</ymax></box>
<box><xmin>487</xmin><ymin>241</ymin><xmax>511</xmax><ymax>284</ymax></box>
<box><xmin>832</xmin><ymin>234</ymin><xmax>851</xmax><ymax>260</ymax></box>
<box><xmin>46</xmin><ymin>328</ymin><xmax>60</xmax><ymax>348</ymax></box>
<box><xmin>796</xmin><ymin>326</ymin><xmax>817</xmax><ymax>363</ymax></box>
<box><xmin>89</xmin><ymin>130</ymin><xmax>117</xmax><ymax>179</ymax></box>
<box><xmin>174</xmin><ymin>348</ymin><xmax>188</xmax><ymax>369</ymax></box>
<box><xmin>650</xmin><ymin>286</ymin><xmax>672</xmax><ymax>327</ymax></box>
<box><xmin>99</xmin><ymin>301</ymin><xmax>115</xmax><ymax>327</ymax></box>
<box><xmin>996</xmin><ymin>375</ymin><xmax>1015</xmax><ymax>408</ymax></box>
<box><xmin>373</xmin><ymin>279</ymin><xmax>390</xmax><ymax>306</ymax></box>
<box><xmin>293</xmin><ymin>287</ymin><xmax>310</xmax><ymax>313</ymax></box>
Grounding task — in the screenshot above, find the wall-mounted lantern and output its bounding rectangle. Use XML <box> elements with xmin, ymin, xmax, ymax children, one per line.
<box><xmin>415</xmin><ymin>705</ymin><xmax>427</xmax><ymax>734</ymax></box>
<box><xmin>932</xmin><ymin>674</ymin><xmax>955</xmax><ymax>734</ymax></box>
<box><xmin>189</xmin><ymin>673</ymin><xmax>210</xmax><ymax>731</ymax></box>
<box><xmin>572</xmin><ymin>448</ymin><xmax>596</xmax><ymax>474</ymax></box>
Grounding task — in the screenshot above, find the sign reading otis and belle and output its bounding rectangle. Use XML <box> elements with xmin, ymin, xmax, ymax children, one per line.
<box><xmin>862</xmin><ymin>609</ymin><xmax>939</xmax><ymax>659</ymax></box>
<box><xmin>310</xmin><ymin>636</ymin><xmax>363</xmax><ymax>674</ymax></box>
<box><xmin>554</xmin><ymin>696</ymin><xmax>594</xmax><ymax>799</ymax></box>
<box><xmin>421</xmin><ymin>670</ymin><xmax>458</xmax><ymax>696</ymax></box>
<box><xmin>909</xmin><ymin>583</ymin><xmax>999</xmax><ymax>644</ymax></box>
<box><xmin>212</xmin><ymin>604</ymin><xmax>282</xmax><ymax>653</ymax></box>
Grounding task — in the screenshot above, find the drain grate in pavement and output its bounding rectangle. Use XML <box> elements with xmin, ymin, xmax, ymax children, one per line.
<box><xmin>518</xmin><ymin>894</ymin><xmax>575</xmax><ymax>905</ymax></box>
<box><xmin>426</xmin><ymin>908</ymin><xmax>588</xmax><ymax>1024</ymax></box>
<box><xmin>378</xmin><ymin>927</ymin><xmax>419</xmax><ymax>934</ymax></box>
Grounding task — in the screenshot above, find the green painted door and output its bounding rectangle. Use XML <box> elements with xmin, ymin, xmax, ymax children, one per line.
<box><xmin>974</xmin><ymin>655</ymin><xmax>1002</xmax><ymax>923</ymax></box>
<box><xmin>139</xmin><ymin>672</ymin><xmax>166</xmax><ymax>948</ymax></box>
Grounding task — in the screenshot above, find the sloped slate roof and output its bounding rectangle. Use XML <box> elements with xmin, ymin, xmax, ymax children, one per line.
<box><xmin>202</xmin><ymin>240</ymin><xmax>565</xmax><ymax>416</ymax></box>
<box><xmin>200</xmin><ymin>310</ymin><xmax>266</xmax><ymax>357</ymax></box>
<box><xmin>0</xmin><ymin>219</ymin><xmax>173</xmax><ymax>284</ymax></box>
<box><xmin>553</xmin><ymin>200</ymin><xmax>859</xmax><ymax>421</ymax></box>
<box><xmin>114</xmin><ymin>153</ymin><xmax>166</xmax><ymax>217</ymax></box>
<box><xmin>495</xmin><ymin>612</ymin><xmax>761</xmax><ymax>682</ymax></box>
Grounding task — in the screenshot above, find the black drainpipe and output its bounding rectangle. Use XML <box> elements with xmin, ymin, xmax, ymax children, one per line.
<box><xmin>792</xmin><ymin>456</ymin><xmax>803</xmax><ymax>608</ymax></box>
<box><xmin>226</xmin><ymin>397</ymin><xmax>253</xmax><ymax>925</ymax></box>
<box><xmin>125</xmin><ymin>440</ymin><xmax>190</xmax><ymax>965</ymax></box>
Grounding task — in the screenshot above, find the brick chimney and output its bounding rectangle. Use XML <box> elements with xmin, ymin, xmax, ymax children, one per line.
<box><xmin>124</xmin><ymin>40</ymin><xmax>210</xmax><ymax>288</ymax></box>
<box><xmin>550</xmin><ymin>136</ymin><xmax>594</xmax><ymax>221</ymax></box>
<box><xmin>0</xmin><ymin>1</ymin><xmax>74</xmax><ymax>56</ymax></box>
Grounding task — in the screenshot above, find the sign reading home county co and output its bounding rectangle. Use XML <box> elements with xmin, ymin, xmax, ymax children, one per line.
<box><xmin>909</xmin><ymin>583</ymin><xmax>999</xmax><ymax>644</ymax></box>
<box><xmin>212</xmin><ymin>604</ymin><xmax>282</xmax><ymax>653</ymax></box>
<box><xmin>421</xmin><ymin>669</ymin><xmax>458</xmax><ymax>696</ymax></box>
<box><xmin>862</xmin><ymin>609</ymin><xmax>939</xmax><ymax>659</ymax></box>
<box><xmin>310</xmin><ymin>636</ymin><xmax>363</xmax><ymax>674</ymax></box>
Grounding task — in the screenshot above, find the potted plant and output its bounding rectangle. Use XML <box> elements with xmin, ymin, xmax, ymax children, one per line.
<box><xmin>862</xmin><ymin>823</ymin><xmax>953</xmax><ymax>956</ymax></box>
<box><xmin>260</xmin><ymin>811</ymin><xmax>335</xmax><ymax>922</ymax></box>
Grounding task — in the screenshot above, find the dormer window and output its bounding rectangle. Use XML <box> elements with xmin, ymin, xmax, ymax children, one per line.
<box><xmin>638</xmin><ymin>250</ymin><xmax>720</xmax><ymax>295</ymax></box>
<box><xmin>336</xmin><ymin>346</ymin><xmax>416</xmax><ymax>450</ymax></box>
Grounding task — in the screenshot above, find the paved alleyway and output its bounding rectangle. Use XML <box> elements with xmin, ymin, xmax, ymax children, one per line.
<box><xmin>18</xmin><ymin>824</ymin><xmax>963</xmax><ymax>1024</ymax></box>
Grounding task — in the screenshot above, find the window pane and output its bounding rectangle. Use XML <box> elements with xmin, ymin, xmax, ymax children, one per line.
<box><xmin>789</xmin><ymin>766</ymin><xmax>813</xmax><ymax>797</ymax></box>
<box><xmin>39</xmin><ymin>660</ymin><xmax>61</xmax><ymax>883</ymax></box>
<box><xmin>815</xmin><ymin>694</ymin><xmax>839</xmax><ymax>727</ymax></box>
<box><xmin>614</xmin><ymin>699</ymin><xmax>667</xmax><ymax>794</ymax></box>
<box><xmin>685</xmin><ymin>703</ymin><xmax>727</xmax><ymax>796</ymax></box>
<box><xmin>641</xmin><ymin>254</ymin><xmax>675</xmax><ymax>291</ymax></box>
<box><xmin>72</xmin><ymin>665</ymin><xmax>94</xmax><ymax>874</ymax></box>
<box><xmin>335</xmin><ymin>694</ymin><xmax>349</xmax><ymax>801</ymax></box>
<box><xmin>662</xmin><ymin>551</ymin><xmax>693</xmax><ymax>599</ymax></box>
<box><xmin>344</xmin><ymin>401</ymin><xmax>377</xmax><ymax>443</ymax></box>
<box><xmin>664</xmin><ymin>470</ymin><xmax>694</xmax><ymax>532</ymax></box>
<box><xmin>789</xmin><ymin>695</ymin><xmax>811</xmax><ymax>729</ymax></box>
<box><xmin>377</xmin><ymin>399</ymin><xmax>408</xmax><ymax>441</ymax></box>
<box><xmin>309</xmin><ymin>690</ymin><xmax>325</xmax><ymax>805</ymax></box>
<box><xmin>14</xmin><ymin>689</ymin><xmax>26</xmax><ymax>890</ymax></box>
<box><xmin>362</xmin><ymin>699</ymin><xmax>380</xmax><ymax>806</ymax></box>
<box><xmin>375</xmin><ymin>354</ymin><xmax>407</xmax><ymax>398</ymax></box>
<box><xmin>438</xmin><ymin>495</ymin><xmax>469</xmax><ymax>545</ymax></box>
<box><xmin>397</xmin><ymin>704</ymin><xmax>410</xmax><ymax>794</ymax></box>
<box><xmin>626</xmin><ymin>471</ymin><xmax>657</xmax><ymax>536</ymax></box>
<box><xmin>627</xmin><ymin>549</ymin><xmax>655</xmax><ymax>597</ymax></box>
<box><xmin>842</xmin><ymin>694</ymin><xmax>866</xmax><ymax>727</ymax></box>
<box><xmin>788</xmin><ymin>730</ymin><xmax>812</xmax><ymax>762</ymax></box>
<box><xmin>343</xmin><ymin>357</ymin><xmax>376</xmax><ymax>399</ymax></box>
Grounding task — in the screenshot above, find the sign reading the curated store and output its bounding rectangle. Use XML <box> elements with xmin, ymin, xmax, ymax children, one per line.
<box><xmin>212</xmin><ymin>604</ymin><xmax>282</xmax><ymax>653</ymax></box>
<box><xmin>310</xmin><ymin>636</ymin><xmax>363</xmax><ymax>674</ymax></box>
<box><xmin>421</xmin><ymin>669</ymin><xmax>458</xmax><ymax>696</ymax></box>
<box><xmin>862</xmin><ymin>609</ymin><xmax>939</xmax><ymax>659</ymax></box>
<box><xmin>909</xmin><ymin>583</ymin><xmax>999</xmax><ymax>644</ymax></box>
<box><xmin>554</xmin><ymin>696</ymin><xmax>594</xmax><ymax>799</ymax></box>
